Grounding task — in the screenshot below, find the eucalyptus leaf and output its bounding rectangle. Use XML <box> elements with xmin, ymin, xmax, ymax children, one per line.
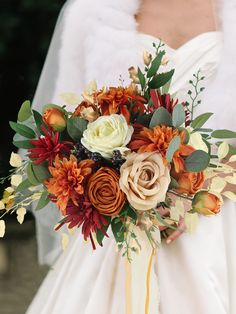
<box><xmin>16</xmin><ymin>178</ymin><xmax>32</xmax><ymax>192</ymax></box>
<box><xmin>13</xmin><ymin>140</ymin><xmax>34</xmax><ymax>149</ymax></box>
<box><xmin>185</xmin><ymin>150</ymin><xmax>210</xmax><ymax>172</ymax></box>
<box><xmin>9</xmin><ymin>121</ymin><xmax>35</xmax><ymax>139</ymax></box>
<box><xmin>18</xmin><ymin>100</ymin><xmax>32</xmax><ymax>122</ymax></box>
<box><xmin>31</xmin><ymin>163</ymin><xmax>51</xmax><ymax>183</ymax></box>
<box><xmin>191</xmin><ymin>112</ymin><xmax>213</xmax><ymax>129</ymax></box>
<box><xmin>211</xmin><ymin>129</ymin><xmax>236</xmax><ymax>139</ymax></box>
<box><xmin>147</xmin><ymin>51</ymin><xmax>165</xmax><ymax>78</ymax></box>
<box><xmin>26</xmin><ymin>163</ymin><xmax>41</xmax><ymax>186</ymax></box>
<box><xmin>149</xmin><ymin>107</ymin><xmax>172</xmax><ymax>128</ymax></box>
<box><xmin>67</xmin><ymin>117</ymin><xmax>88</xmax><ymax>141</ymax></box>
<box><xmin>35</xmin><ymin>190</ymin><xmax>50</xmax><ymax>210</ymax></box>
<box><xmin>172</xmin><ymin>104</ymin><xmax>185</xmax><ymax>127</ymax></box>
<box><xmin>166</xmin><ymin>136</ymin><xmax>181</xmax><ymax>162</ymax></box>
<box><xmin>148</xmin><ymin>69</ymin><xmax>175</xmax><ymax>89</ymax></box>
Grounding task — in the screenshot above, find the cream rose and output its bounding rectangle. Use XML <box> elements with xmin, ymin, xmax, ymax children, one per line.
<box><xmin>81</xmin><ymin>114</ymin><xmax>133</xmax><ymax>158</ymax></box>
<box><xmin>119</xmin><ymin>152</ymin><xmax>171</xmax><ymax>211</ymax></box>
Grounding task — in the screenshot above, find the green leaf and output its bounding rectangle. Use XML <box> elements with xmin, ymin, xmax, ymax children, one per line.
<box><xmin>148</xmin><ymin>69</ymin><xmax>175</xmax><ymax>89</ymax></box>
<box><xmin>172</xmin><ymin>104</ymin><xmax>185</xmax><ymax>127</ymax></box>
<box><xmin>67</xmin><ymin>117</ymin><xmax>88</xmax><ymax>141</ymax></box>
<box><xmin>9</xmin><ymin>121</ymin><xmax>35</xmax><ymax>139</ymax></box>
<box><xmin>13</xmin><ymin>140</ymin><xmax>34</xmax><ymax>149</ymax></box>
<box><xmin>18</xmin><ymin>100</ymin><xmax>32</xmax><ymax>122</ymax></box>
<box><xmin>161</xmin><ymin>79</ymin><xmax>172</xmax><ymax>94</ymax></box>
<box><xmin>27</xmin><ymin>163</ymin><xmax>41</xmax><ymax>186</ymax></box>
<box><xmin>126</xmin><ymin>205</ymin><xmax>137</xmax><ymax>222</ymax></box>
<box><xmin>149</xmin><ymin>107</ymin><xmax>172</xmax><ymax>128</ymax></box>
<box><xmin>147</xmin><ymin>51</ymin><xmax>165</xmax><ymax>78</ymax></box>
<box><xmin>191</xmin><ymin>112</ymin><xmax>213</xmax><ymax>129</ymax></box>
<box><xmin>178</xmin><ymin>127</ymin><xmax>190</xmax><ymax>144</ymax></box>
<box><xmin>155</xmin><ymin>211</ymin><xmax>177</xmax><ymax>230</ymax></box>
<box><xmin>96</xmin><ymin>217</ymin><xmax>111</xmax><ymax>246</ymax></box>
<box><xmin>211</xmin><ymin>129</ymin><xmax>236</xmax><ymax>139</ymax></box>
<box><xmin>185</xmin><ymin>150</ymin><xmax>210</xmax><ymax>172</ymax></box>
<box><xmin>169</xmin><ymin>177</ymin><xmax>180</xmax><ymax>189</ymax></box>
<box><xmin>111</xmin><ymin>218</ymin><xmax>125</xmax><ymax>243</ymax></box>
<box><xmin>137</xmin><ymin>67</ymin><xmax>146</xmax><ymax>90</ymax></box>
<box><xmin>32</xmin><ymin>110</ymin><xmax>46</xmax><ymax>135</ymax></box>
<box><xmin>31</xmin><ymin>163</ymin><xmax>51</xmax><ymax>183</ymax></box>
<box><xmin>229</xmin><ymin>144</ymin><xmax>236</xmax><ymax>155</ymax></box>
<box><xmin>16</xmin><ymin>178</ymin><xmax>32</xmax><ymax>192</ymax></box>
<box><xmin>166</xmin><ymin>136</ymin><xmax>181</xmax><ymax>162</ymax></box>
<box><xmin>35</xmin><ymin>190</ymin><xmax>50</xmax><ymax>210</ymax></box>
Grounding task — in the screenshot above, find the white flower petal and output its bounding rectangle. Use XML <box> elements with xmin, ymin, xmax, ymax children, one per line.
<box><xmin>16</xmin><ymin>207</ymin><xmax>27</xmax><ymax>224</ymax></box>
<box><xmin>0</xmin><ymin>220</ymin><xmax>5</xmax><ymax>237</ymax></box>
<box><xmin>9</xmin><ymin>152</ymin><xmax>22</xmax><ymax>168</ymax></box>
<box><xmin>11</xmin><ymin>175</ymin><xmax>23</xmax><ymax>187</ymax></box>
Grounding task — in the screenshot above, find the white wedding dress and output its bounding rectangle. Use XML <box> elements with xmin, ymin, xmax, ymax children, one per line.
<box><xmin>25</xmin><ymin>31</ymin><xmax>236</xmax><ymax>314</ymax></box>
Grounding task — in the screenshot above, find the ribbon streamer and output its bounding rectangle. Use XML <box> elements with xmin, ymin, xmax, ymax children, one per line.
<box><xmin>125</xmin><ymin>225</ymin><xmax>160</xmax><ymax>314</ymax></box>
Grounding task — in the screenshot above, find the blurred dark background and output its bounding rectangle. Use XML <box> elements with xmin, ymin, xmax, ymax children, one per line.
<box><xmin>0</xmin><ymin>0</ymin><xmax>66</xmax><ymax>189</ymax></box>
<box><xmin>0</xmin><ymin>2</ymin><xmax>66</xmax><ymax>313</ymax></box>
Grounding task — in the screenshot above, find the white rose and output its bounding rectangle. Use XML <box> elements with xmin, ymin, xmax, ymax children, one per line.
<box><xmin>119</xmin><ymin>152</ymin><xmax>171</xmax><ymax>211</ymax></box>
<box><xmin>81</xmin><ymin>114</ymin><xmax>133</xmax><ymax>158</ymax></box>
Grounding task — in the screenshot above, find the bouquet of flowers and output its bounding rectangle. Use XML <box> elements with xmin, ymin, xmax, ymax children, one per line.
<box><xmin>1</xmin><ymin>41</ymin><xmax>236</xmax><ymax>262</ymax></box>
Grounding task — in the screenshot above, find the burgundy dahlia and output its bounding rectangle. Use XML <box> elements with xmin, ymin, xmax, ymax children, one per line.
<box><xmin>28</xmin><ymin>126</ymin><xmax>72</xmax><ymax>165</ymax></box>
<box><xmin>56</xmin><ymin>197</ymin><xmax>109</xmax><ymax>250</ymax></box>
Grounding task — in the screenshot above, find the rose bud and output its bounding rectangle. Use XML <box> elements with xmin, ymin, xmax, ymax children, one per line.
<box><xmin>172</xmin><ymin>170</ymin><xmax>205</xmax><ymax>196</ymax></box>
<box><xmin>43</xmin><ymin>107</ymin><xmax>66</xmax><ymax>132</ymax></box>
<box><xmin>192</xmin><ymin>191</ymin><xmax>221</xmax><ymax>216</ymax></box>
<box><xmin>73</xmin><ymin>101</ymin><xmax>99</xmax><ymax>123</ymax></box>
<box><xmin>128</xmin><ymin>67</ymin><xmax>140</xmax><ymax>84</ymax></box>
<box><xmin>143</xmin><ymin>50</ymin><xmax>152</xmax><ymax>66</ymax></box>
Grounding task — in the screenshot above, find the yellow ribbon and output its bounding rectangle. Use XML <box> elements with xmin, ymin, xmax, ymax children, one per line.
<box><xmin>145</xmin><ymin>249</ymin><xmax>155</xmax><ymax>314</ymax></box>
<box><xmin>125</xmin><ymin>224</ymin><xmax>160</xmax><ymax>314</ymax></box>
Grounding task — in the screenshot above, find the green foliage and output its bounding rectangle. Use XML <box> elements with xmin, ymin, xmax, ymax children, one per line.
<box><xmin>185</xmin><ymin>150</ymin><xmax>210</xmax><ymax>172</ymax></box>
<box><xmin>166</xmin><ymin>136</ymin><xmax>181</xmax><ymax>162</ymax></box>
<box><xmin>149</xmin><ymin>107</ymin><xmax>172</xmax><ymax>128</ymax></box>
<box><xmin>67</xmin><ymin>117</ymin><xmax>88</xmax><ymax>141</ymax></box>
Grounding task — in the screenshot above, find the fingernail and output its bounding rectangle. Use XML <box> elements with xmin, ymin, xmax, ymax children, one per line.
<box><xmin>166</xmin><ymin>239</ymin><xmax>172</xmax><ymax>244</ymax></box>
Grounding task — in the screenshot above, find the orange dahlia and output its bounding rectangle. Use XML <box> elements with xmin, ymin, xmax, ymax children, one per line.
<box><xmin>129</xmin><ymin>125</ymin><xmax>194</xmax><ymax>173</ymax></box>
<box><xmin>96</xmin><ymin>85</ymin><xmax>146</xmax><ymax>123</ymax></box>
<box><xmin>45</xmin><ymin>155</ymin><xmax>95</xmax><ymax>213</ymax></box>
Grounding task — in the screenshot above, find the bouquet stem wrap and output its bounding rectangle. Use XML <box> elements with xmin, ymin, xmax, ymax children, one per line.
<box><xmin>125</xmin><ymin>226</ymin><xmax>160</xmax><ymax>314</ymax></box>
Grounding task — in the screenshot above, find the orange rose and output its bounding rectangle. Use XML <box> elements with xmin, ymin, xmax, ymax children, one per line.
<box><xmin>172</xmin><ymin>170</ymin><xmax>205</xmax><ymax>196</ymax></box>
<box><xmin>192</xmin><ymin>191</ymin><xmax>221</xmax><ymax>216</ymax></box>
<box><xmin>43</xmin><ymin>107</ymin><xmax>66</xmax><ymax>132</ymax></box>
<box><xmin>87</xmin><ymin>167</ymin><xmax>125</xmax><ymax>216</ymax></box>
<box><xmin>73</xmin><ymin>101</ymin><xmax>99</xmax><ymax>122</ymax></box>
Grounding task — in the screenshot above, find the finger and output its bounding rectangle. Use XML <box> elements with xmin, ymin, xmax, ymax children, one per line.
<box><xmin>157</xmin><ymin>206</ymin><xmax>170</xmax><ymax>217</ymax></box>
<box><xmin>166</xmin><ymin>217</ymin><xmax>186</xmax><ymax>244</ymax></box>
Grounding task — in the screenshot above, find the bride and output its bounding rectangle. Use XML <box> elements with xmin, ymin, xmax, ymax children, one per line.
<box><xmin>26</xmin><ymin>0</ymin><xmax>236</xmax><ymax>313</ymax></box>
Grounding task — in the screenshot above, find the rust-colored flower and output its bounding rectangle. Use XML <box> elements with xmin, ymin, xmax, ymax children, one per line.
<box><xmin>72</xmin><ymin>101</ymin><xmax>99</xmax><ymax>122</ymax></box>
<box><xmin>171</xmin><ymin>170</ymin><xmax>205</xmax><ymax>196</ymax></box>
<box><xmin>45</xmin><ymin>155</ymin><xmax>95</xmax><ymax>213</ymax></box>
<box><xmin>43</xmin><ymin>107</ymin><xmax>66</xmax><ymax>132</ymax></box>
<box><xmin>96</xmin><ymin>85</ymin><xmax>146</xmax><ymax>123</ymax></box>
<box><xmin>129</xmin><ymin>125</ymin><xmax>194</xmax><ymax>173</ymax></box>
<box><xmin>87</xmin><ymin>167</ymin><xmax>125</xmax><ymax>216</ymax></box>
<box><xmin>192</xmin><ymin>191</ymin><xmax>221</xmax><ymax>216</ymax></box>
